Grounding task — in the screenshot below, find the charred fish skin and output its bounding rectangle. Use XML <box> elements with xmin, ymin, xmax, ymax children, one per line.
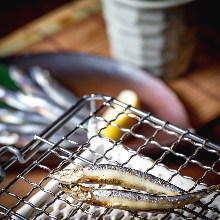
<box><xmin>50</xmin><ymin>164</ymin><xmax>184</xmax><ymax>196</ymax></box>
<box><xmin>59</xmin><ymin>184</ymin><xmax>220</xmax><ymax>212</ymax></box>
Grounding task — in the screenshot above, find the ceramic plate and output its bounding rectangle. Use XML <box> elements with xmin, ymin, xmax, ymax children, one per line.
<box><xmin>0</xmin><ymin>52</ymin><xmax>191</xmax><ymax>152</ymax></box>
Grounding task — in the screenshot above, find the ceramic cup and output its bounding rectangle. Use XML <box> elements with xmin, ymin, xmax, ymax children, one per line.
<box><xmin>102</xmin><ymin>0</ymin><xmax>197</xmax><ymax>80</ymax></box>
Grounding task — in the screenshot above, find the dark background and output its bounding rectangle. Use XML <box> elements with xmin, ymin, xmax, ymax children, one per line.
<box><xmin>0</xmin><ymin>0</ymin><xmax>219</xmax><ymax>44</ymax></box>
<box><xmin>0</xmin><ymin>0</ymin><xmax>73</xmax><ymax>38</ymax></box>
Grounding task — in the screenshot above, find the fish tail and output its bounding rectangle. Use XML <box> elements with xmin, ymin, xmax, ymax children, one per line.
<box><xmin>206</xmin><ymin>184</ymin><xmax>220</xmax><ymax>194</ymax></box>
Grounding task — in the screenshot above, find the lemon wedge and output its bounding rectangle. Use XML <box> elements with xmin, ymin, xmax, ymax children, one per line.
<box><xmin>99</xmin><ymin>90</ymin><xmax>141</xmax><ymax>141</ymax></box>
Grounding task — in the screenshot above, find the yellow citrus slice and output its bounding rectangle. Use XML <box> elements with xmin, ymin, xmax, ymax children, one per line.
<box><xmin>99</xmin><ymin>90</ymin><xmax>141</xmax><ymax>141</ymax></box>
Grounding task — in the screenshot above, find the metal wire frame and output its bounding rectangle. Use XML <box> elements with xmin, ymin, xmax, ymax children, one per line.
<box><xmin>0</xmin><ymin>94</ymin><xmax>219</xmax><ymax>219</ymax></box>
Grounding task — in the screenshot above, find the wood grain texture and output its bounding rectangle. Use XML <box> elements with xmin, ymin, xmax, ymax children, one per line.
<box><xmin>168</xmin><ymin>65</ymin><xmax>220</xmax><ymax>128</ymax></box>
<box><xmin>0</xmin><ymin>0</ymin><xmax>102</xmax><ymax>57</ymax></box>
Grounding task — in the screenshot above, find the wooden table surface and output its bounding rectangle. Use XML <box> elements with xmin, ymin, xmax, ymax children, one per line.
<box><xmin>0</xmin><ymin>0</ymin><xmax>219</xmax><ymax>216</ymax></box>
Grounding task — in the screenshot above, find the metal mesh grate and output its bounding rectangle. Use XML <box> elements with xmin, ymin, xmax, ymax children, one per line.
<box><xmin>0</xmin><ymin>94</ymin><xmax>219</xmax><ymax>219</ymax></box>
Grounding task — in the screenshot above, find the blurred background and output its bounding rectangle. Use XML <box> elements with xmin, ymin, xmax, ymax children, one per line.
<box><xmin>0</xmin><ymin>0</ymin><xmax>219</xmax><ymax>44</ymax></box>
<box><xmin>0</xmin><ymin>0</ymin><xmax>219</xmax><ymax>143</ymax></box>
<box><xmin>0</xmin><ymin>0</ymin><xmax>72</xmax><ymax>39</ymax></box>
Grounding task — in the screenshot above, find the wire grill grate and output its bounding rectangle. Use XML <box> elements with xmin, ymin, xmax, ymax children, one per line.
<box><xmin>0</xmin><ymin>94</ymin><xmax>219</xmax><ymax>219</ymax></box>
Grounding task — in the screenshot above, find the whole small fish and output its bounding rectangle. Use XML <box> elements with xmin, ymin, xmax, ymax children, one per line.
<box><xmin>50</xmin><ymin>164</ymin><xmax>220</xmax><ymax>213</ymax></box>
<box><xmin>30</xmin><ymin>66</ymin><xmax>80</xmax><ymax>110</ymax></box>
<box><xmin>49</xmin><ymin>164</ymin><xmax>184</xmax><ymax>196</ymax></box>
<box><xmin>59</xmin><ymin>183</ymin><xmax>220</xmax><ymax>213</ymax></box>
<box><xmin>29</xmin><ymin>66</ymin><xmax>89</xmax><ymax>119</ymax></box>
<box><xmin>8</xmin><ymin>66</ymin><xmax>45</xmax><ymax>97</ymax></box>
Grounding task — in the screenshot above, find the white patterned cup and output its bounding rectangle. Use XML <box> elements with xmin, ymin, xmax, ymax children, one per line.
<box><xmin>102</xmin><ymin>0</ymin><xmax>197</xmax><ymax>80</ymax></box>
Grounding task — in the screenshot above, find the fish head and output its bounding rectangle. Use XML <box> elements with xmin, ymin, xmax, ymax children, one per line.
<box><xmin>49</xmin><ymin>168</ymin><xmax>84</xmax><ymax>184</ymax></box>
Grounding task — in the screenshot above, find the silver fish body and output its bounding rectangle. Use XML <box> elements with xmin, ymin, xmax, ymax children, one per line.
<box><xmin>0</xmin><ymin>108</ymin><xmax>49</xmax><ymax>125</ymax></box>
<box><xmin>8</xmin><ymin>66</ymin><xmax>45</xmax><ymax>97</ymax></box>
<box><xmin>30</xmin><ymin>67</ymin><xmax>79</xmax><ymax>109</ymax></box>
<box><xmin>59</xmin><ymin>183</ymin><xmax>220</xmax><ymax>212</ymax></box>
<box><xmin>0</xmin><ymin>122</ymin><xmax>46</xmax><ymax>134</ymax></box>
<box><xmin>30</xmin><ymin>66</ymin><xmax>89</xmax><ymax>118</ymax></box>
<box><xmin>0</xmin><ymin>86</ymin><xmax>34</xmax><ymax>112</ymax></box>
<box><xmin>50</xmin><ymin>164</ymin><xmax>184</xmax><ymax>196</ymax></box>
